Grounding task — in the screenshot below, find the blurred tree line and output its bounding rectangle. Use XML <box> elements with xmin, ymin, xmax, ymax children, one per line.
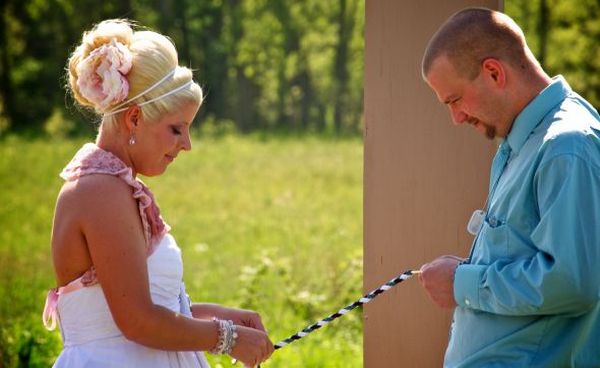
<box><xmin>0</xmin><ymin>0</ymin><xmax>364</xmax><ymax>136</ymax></box>
<box><xmin>0</xmin><ymin>0</ymin><xmax>597</xmax><ymax>137</ymax></box>
<box><xmin>505</xmin><ymin>0</ymin><xmax>599</xmax><ymax>111</ymax></box>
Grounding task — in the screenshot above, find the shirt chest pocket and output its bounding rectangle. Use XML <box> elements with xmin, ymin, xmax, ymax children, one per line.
<box><xmin>472</xmin><ymin>216</ymin><xmax>509</xmax><ymax>264</ymax></box>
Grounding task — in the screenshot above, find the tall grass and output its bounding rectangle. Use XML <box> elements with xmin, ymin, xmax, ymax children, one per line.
<box><xmin>0</xmin><ymin>133</ymin><xmax>363</xmax><ymax>367</ymax></box>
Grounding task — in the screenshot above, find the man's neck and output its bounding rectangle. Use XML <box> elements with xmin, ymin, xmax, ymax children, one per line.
<box><xmin>514</xmin><ymin>68</ymin><xmax>552</xmax><ymax>117</ymax></box>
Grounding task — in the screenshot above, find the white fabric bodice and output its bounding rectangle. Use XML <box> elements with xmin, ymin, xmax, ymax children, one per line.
<box><xmin>53</xmin><ymin>234</ymin><xmax>210</xmax><ymax>367</ymax></box>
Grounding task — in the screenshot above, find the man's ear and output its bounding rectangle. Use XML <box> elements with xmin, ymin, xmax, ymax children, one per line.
<box><xmin>123</xmin><ymin>106</ymin><xmax>141</xmax><ymax>132</ymax></box>
<box><xmin>481</xmin><ymin>58</ymin><xmax>506</xmax><ymax>88</ymax></box>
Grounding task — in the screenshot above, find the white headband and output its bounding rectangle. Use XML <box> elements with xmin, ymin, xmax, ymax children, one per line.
<box><xmin>105</xmin><ymin>68</ymin><xmax>193</xmax><ymax>116</ymax></box>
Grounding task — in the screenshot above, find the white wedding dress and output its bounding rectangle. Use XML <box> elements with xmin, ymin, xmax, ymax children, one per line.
<box><xmin>51</xmin><ymin>234</ymin><xmax>210</xmax><ymax>368</ymax></box>
<box><xmin>43</xmin><ymin>144</ymin><xmax>210</xmax><ymax>367</ymax></box>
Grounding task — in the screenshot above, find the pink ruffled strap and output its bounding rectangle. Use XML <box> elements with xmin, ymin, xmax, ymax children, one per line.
<box><xmin>60</xmin><ymin>143</ymin><xmax>170</xmax><ymax>250</ymax></box>
<box><xmin>44</xmin><ymin>143</ymin><xmax>170</xmax><ymax>330</ymax></box>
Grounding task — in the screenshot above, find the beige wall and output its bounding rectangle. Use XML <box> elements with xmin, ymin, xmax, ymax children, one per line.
<box><xmin>364</xmin><ymin>1</ymin><xmax>501</xmax><ymax>366</ymax></box>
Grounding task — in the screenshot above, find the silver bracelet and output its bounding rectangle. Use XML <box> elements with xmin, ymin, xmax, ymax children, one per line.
<box><xmin>209</xmin><ymin>318</ymin><xmax>238</xmax><ymax>355</ymax></box>
<box><xmin>223</xmin><ymin>320</ymin><xmax>238</xmax><ymax>355</ymax></box>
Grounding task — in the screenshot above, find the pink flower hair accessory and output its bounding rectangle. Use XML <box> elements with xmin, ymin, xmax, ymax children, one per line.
<box><xmin>76</xmin><ymin>39</ymin><xmax>133</xmax><ymax>111</ymax></box>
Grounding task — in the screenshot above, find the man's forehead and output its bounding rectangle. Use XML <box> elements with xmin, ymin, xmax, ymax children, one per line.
<box><xmin>425</xmin><ymin>56</ymin><xmax>462</xmax><ymax>103</ymax></box>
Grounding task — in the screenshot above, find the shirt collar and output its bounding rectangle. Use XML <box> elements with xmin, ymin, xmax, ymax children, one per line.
<box><xmin>505</xmin><ymin>75</ymin><xmax>571</xmax><ymax>154</ymax></box>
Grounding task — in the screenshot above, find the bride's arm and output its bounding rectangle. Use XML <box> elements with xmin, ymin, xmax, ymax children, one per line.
<box><xmin>75</xmin><ymin>174</ymin><xmax>218</xmax><ymax>350</ymax></box>
<box><xmin>71</xmin><ymin>174</ymin><xmax>272</xmax><ymax>364</ymax></box>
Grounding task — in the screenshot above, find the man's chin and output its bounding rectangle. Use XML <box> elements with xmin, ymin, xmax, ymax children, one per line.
<box><xmin>474</xmin><ymin>122</ymin><xmax>496</xmax><ymax>140</ymax></box>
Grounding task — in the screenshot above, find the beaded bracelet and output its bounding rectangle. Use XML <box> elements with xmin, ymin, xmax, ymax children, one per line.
<box><xmin>209</xmin><ymin>318</ymin><xmax>238</xmax><ymax>355</ymax></box>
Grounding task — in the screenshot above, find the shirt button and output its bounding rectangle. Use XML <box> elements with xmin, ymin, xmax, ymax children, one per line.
<box><xmin>465</xmin><ymin>299</ymin><xmax>470</xmax><ymax>306</ymax></box>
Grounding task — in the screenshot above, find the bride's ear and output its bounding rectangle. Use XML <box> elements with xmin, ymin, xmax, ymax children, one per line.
<box><xmin>123</xmin><ymin>106</ymin><xmax>141</xmax><ymax>132</ymax></box>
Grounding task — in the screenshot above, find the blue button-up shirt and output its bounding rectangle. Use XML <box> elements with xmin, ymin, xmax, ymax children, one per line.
<box><xmin>447</xmin><ymin>76</ymin><xmax>600</xmax><ymax>367</ymax></box>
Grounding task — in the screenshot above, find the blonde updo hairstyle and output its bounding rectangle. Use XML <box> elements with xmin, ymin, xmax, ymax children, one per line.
<box><xmin>67</xmin><ymin>19</ymin><xmax>203</xmax><ymax>133</ymax></box>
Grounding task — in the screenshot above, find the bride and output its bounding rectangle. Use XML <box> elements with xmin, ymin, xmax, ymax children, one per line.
<box><xmin>43</xmin><ymin>19</ymin><xmax>273</xmax><ymax>368</ymax></box>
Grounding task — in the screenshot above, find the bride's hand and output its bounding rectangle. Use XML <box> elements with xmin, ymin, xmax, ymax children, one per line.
<box><xmin>229</xmin><ymin>325</ymin><xmax>273</xmax><ymax>367</ymax></box>
<box><xmin>215</xmin><ymin>306</ymin><xmax>267</xmax><ymax>332</ymax></box>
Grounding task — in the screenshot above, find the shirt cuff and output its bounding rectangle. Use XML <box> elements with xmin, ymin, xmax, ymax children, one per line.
<box><xmin>454</xmin><ymin>264</ymin><xmax>486</xmax><ymax>309</ymax></box>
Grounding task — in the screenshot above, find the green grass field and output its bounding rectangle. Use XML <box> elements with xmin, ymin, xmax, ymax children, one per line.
<box><xmin>0</xmin><ymin>133</ymin><xmax>363</xmax><ymax>367</ymax></box>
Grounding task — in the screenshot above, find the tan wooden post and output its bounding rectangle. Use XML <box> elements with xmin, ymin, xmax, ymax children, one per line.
<box><xmin>364</xmin><ymin>1</ymin><xmax>502</xmax><ymax>366</ymax></box>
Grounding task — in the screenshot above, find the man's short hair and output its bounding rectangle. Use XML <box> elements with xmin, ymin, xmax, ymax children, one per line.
<box><xmin>422</xmin><ymin>8</ymin><xmax>533</xmax><ymax>80</ymax></box>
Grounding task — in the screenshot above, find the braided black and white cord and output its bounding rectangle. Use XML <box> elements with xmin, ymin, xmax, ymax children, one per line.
<box><xmin>241</xmin><ymin>269</ymin><xmax>420</xmax><ymax>367</ymax></box>
<box><xmin>271</xmin><ymin>269</ymin><xmax>420</xmax><ymax>351</ymax></box>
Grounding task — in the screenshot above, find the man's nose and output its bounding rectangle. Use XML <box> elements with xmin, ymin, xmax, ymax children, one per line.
<box><xmin>449</xmin><ymin>106</ymin><xmax>467</xmax><ymax>125</ymax></box>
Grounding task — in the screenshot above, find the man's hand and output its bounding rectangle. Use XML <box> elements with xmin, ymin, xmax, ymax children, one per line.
<box><xmin>418</xmin><ymin>255</ymin><xmax>463</xmax><ymax>309</ymax></box>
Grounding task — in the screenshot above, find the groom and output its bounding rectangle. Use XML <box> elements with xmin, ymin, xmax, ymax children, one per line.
<box><xmin>418</xmin><ymin>7</ymin><xmax>600</xmax><ymax>367</ymax></box>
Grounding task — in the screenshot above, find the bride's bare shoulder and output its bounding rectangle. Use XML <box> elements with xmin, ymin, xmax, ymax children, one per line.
<box><xmin>57</xmin><ymin>174</ymin><xmax>137</xmax><ymax>216</ymax></box>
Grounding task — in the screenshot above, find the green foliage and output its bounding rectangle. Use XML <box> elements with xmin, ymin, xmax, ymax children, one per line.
<box><xmin>0</xmin><ymin>134</ymin><xmax>363</xmax><ymax>367</ymax></box>
<box><xmin>198</xmin><ymin>115</ymin><xmax>238</xmax><ymax>138</ymax></box>
<box><xmin>0</xmin><ymin>103</ymin><xmax>9</xmax><ymax>136</ymax></box>
<box><xmin>43</xmin><ymin>108</ymin><xmax>75</xmax><ymax>138</ymax></box>
<box><xmin>0</xmin><ymin>1</ymin><xmax>598</xmax><ymax>135</ymax></box>
<box><xmin>0</xmin><ymin>315</ymin><xmax>62</xmax><ymax>368</ymax></box>
<box><xmin>0</xmin><ymin>0</ymin><xmax>364</xmax><ymax>134</ymax></box>
<box><xmin>505</xmin><ymin>0</ymin><xmax>600</xmax><ymax>109</ymax></box>
<box><xmin>0</xmin><ymin>136</ymin><xmax>80</xmax><ymax>367</ymax></box>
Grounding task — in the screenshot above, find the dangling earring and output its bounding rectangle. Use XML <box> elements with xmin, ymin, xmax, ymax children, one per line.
<box><xmin>129</xmin><ymin>116</ymin><xmax>138</xmax><ymax>145</ymax></box>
